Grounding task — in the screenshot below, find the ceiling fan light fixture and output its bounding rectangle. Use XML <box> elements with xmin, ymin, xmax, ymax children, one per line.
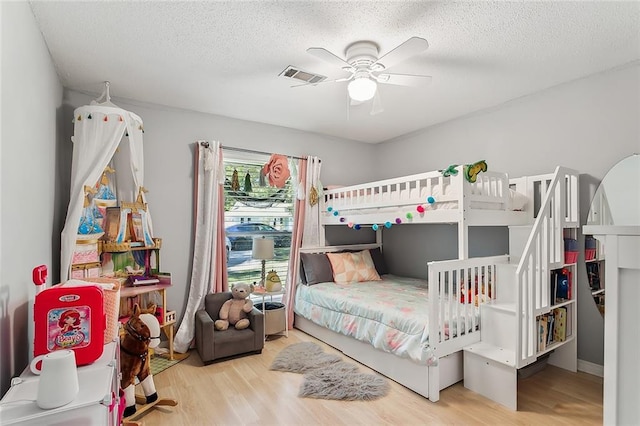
<box><xmin>347</xmin><ymin>77</ymin><xmax>377</xmax><ymax>102</ymax></box>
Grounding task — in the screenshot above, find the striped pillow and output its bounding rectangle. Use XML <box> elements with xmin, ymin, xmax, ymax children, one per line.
<box><xmin>326</xmin><ymin>250</ymin><xmax>381</xmax><ymax>284</ymax></box>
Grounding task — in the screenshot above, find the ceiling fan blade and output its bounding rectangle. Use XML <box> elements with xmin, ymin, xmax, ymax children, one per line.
<box><xmin>307</xmin><ymin>47</ymin><xmax>354</xmax><ymax>71</ymax></box>
<box><xmin>376</xmin><ymin>73</ymin><xmax>432</xmax><ymax>87</ymax></box>
<box><xmin>372</xmin><ymin>37</ymin><xmax>429</xmax><ymax>70</ymax></box>
<box><xmin>370</xmin><ymin>88</ymin><xmax>384</xmax><ymax>116</ymax></box>
<box><xmin>291</xmin><ymin>76</ymin><xmax>352</xmax><ymax>88</ymax></box>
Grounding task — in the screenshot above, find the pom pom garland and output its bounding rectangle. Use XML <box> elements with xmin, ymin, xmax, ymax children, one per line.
<box><xmin>328</xmin><ymin>202</ymin><xmax>432</xmax><ymax>230</ymax></box>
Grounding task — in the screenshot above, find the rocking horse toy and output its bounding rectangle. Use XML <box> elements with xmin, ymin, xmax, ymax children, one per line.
<box><xmin>120</xmin><ymin>304</ymin><xmax>177</xmax><ymax>423</ymax></box>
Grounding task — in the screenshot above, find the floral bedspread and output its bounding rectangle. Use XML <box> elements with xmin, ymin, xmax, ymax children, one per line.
<box><xmin>295</xmin><ymin>275</ymin><xmax>436</xmax><ymax>364</ymax></box>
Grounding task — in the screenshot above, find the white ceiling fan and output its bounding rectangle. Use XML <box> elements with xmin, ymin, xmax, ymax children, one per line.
<box><xmin>298</xmin><ymin>37</ymin><xmax>432</xmax><ymax>114</ymax></box>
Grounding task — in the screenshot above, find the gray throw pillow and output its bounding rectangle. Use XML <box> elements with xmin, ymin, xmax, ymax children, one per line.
<box><xmin>300</xmin><ymin>253</ymin><xmax>334</xmax><ymax>285</ymax></box>
<box><xmin>369</xmin><ymin>247</ymin><xmax>389</xmax><ymax>275</ymax></box>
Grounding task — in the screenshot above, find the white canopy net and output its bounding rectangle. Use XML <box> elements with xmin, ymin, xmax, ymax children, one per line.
<box><xmin>60</xmin><ymin>102</ymin><xmax>151</xmax><ymax>281</ymax></box>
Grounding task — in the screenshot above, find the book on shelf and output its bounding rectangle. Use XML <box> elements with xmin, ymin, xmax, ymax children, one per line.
<box><xmin>586</xmin><ymin>262</ymin><xmax>601</xmax><ymax>291</ymax></box>
<box><xmin>551</xmin><ymin>271</ymin><xmax>558</xmax><ymax>305</ymax></box>
<box><xmin>553</xmin><ymin>268</ymin><xmax>571</xmax><ymax>303</ymax></box>
<box><xmin>553</xmin><ymin>307</ymin><xmax>567</xmax><ymax>342</ymax></box>
<box><xmin>538</xmin><ymin>315</ymin><xmax>548</xmax><ymax>352</ymax></box>
<box><xmin>546</xmin><ymin>312</ymin><xmax>555</xmax><ymax>346</ymax></box>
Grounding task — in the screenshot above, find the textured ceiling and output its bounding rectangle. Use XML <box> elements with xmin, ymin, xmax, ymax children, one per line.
<box><xmin>30</xmin><ymin>1</ymin><xmax>640</xmax><ymax>143</ymax></box>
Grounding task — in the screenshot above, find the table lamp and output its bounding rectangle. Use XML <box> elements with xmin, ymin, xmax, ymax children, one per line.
<box><xmin>252</xmin><ymin>236</ymin><xmax>274</xmax><ymax>289</ymax></box>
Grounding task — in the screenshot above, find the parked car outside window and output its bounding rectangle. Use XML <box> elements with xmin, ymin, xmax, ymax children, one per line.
<box><xmin>225</xmin><ymin>223</ymin><xmax>291</xmax><ymax>251</ymax></box>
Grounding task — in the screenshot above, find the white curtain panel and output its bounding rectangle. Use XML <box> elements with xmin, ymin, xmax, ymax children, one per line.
<box><xmin>60</xmin><ymin>105</ymin><xmax>144</xmax><ymax>281</ymax></box>
<box><xmin>302</xmin><ymin>156</ymin><xmax>322</xmax><ymax>247</ymax></box>
<box><xmin>174</xmin><ymin>141</ymin><xmax>224</xmax><ymax>353</ymax></box>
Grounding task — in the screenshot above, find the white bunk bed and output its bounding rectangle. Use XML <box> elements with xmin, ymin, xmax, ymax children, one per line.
<box><xmin>320</xmin><ymin>165</ymin><xmax>533</xmax><ymax>258</ymax></box>
<box><xmin>294</xmin><ymin>165</ymin><xmax>580</xmax><ymax>405</ymax></box>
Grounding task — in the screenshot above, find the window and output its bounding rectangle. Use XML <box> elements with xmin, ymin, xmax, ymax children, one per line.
<box><xmin>223</xmin><ymin>154</ymin><xmax>294</xmax><ymax>293</ymax></box>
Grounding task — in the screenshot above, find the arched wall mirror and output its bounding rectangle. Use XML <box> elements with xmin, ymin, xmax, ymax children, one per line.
<box><xmin>585</xmin><ymin>154</ymin><xmax>640</xmax><ymax>316</ymax></box>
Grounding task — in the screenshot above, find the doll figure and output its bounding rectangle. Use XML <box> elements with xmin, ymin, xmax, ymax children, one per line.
<box><xmin>58</xmin><ymin>309</ymin><xmax>81</xmax><ymax>333</ymax></box>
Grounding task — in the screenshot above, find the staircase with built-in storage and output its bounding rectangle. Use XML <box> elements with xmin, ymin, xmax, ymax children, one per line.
<box><xmin>463</xmin><ymin>167</ymin><xmax>579</xmax><ymax>410</ymax></box>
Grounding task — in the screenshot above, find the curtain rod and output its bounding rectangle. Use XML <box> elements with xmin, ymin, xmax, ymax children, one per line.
<box><xmin>199</xmin><ymin>141</ymin><xmax>315</xmax><ymax>162</ymax></box>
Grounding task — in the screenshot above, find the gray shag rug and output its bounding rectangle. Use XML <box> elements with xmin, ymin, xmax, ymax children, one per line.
<box><xmin>270</xmin><ymin>342</ymin><xmax>390</xmax><ymax>401</ymax></box>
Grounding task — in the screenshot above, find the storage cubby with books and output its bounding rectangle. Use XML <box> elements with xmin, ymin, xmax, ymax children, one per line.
<box><xmin>585</xmin><ymin>235</ymin><xmax>605</xmax><ymax>315</ymax></box>
<box><xmin>536</xmin><ymin>230</ymin><xmax>577</xmax><ymax>356</ymax></box>
<box><xmin>536</xmin><ymin>304</ymin><xmax>572</xmax><ymax>353</ymax></box>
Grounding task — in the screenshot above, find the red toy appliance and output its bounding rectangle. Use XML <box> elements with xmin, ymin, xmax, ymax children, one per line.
<box><xmin>34</xmin><ymin>281</ymin><xmax>105</xmax><ymax>366</ymax></box>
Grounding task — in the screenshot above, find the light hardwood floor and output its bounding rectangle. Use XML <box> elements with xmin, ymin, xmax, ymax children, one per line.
<box><xmin>140</xmin><ymin>329</ymin><xmax>602</xmax><ymax>425</ymax></box>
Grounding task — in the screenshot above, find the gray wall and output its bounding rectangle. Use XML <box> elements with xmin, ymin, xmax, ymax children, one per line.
<box><xmin>382</xmin><ymin>225</ymin><xmax>509</xmax><ymax>279</ymax></box>
<box><xmin>0</xmin><ymin>2</ymin><xmax>63</xmax><ymax>395</ymax></box>
<box><xmin>62</xmin><ymin>90</ymin><xmax>379</xmax><ymax>329</ymax></box>
<box><xmin>374</xmin><ymin>62</ymin><xmax>640</xmax><ymax>366</ymax></box>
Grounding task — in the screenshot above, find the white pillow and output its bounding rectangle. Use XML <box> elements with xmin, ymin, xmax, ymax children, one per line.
<box><xmin>508</xmin><ymin>189</ymin><xmax>528</xmax><ymax>211</ymax></box>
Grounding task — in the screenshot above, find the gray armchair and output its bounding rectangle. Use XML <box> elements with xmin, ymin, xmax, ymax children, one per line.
<box><xmin>195</xmin><ymin>292</ymin><xmax>264</xmax><ymax>364</ymax></box>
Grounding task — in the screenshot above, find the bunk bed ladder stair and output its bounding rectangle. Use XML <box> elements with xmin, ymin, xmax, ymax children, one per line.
<box><xmin>463</xmin><ymin>166</ymin><xmax>579</xmax><ymax>410</ymax></box>
<box><xmin>463</xmin><ymin>262</ymin><xmax>519</xmax><ymax>410</ymax></box>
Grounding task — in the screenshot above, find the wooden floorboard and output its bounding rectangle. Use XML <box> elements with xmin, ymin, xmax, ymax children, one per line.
<box><xmin>137</xmin><ymin>329</ymin><xmax>602</xmax><ymax>425</ymax></box>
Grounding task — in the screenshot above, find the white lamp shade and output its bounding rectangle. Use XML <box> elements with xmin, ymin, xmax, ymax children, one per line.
<box><xmin>252</xmin><ymin>237</ymin><xmax>274</xmax><ymax>260</ymax></box>
<box><xmin>348</xmin><ymin>77</ymin><xmax>377</xmax><ymax>102</ymax></box>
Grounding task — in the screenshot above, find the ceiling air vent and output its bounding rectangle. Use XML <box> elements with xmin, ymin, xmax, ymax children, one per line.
<box><xmin>279</xmin><ymin>66</ymin><xmax>326</xmax><ymax>84</ymax></box>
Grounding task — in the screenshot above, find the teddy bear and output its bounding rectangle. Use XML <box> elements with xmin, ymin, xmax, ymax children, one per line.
<box><xmin>214</xmin><ymin>283</ymin><xmax>255</xmax><ymax>330</ymax></box>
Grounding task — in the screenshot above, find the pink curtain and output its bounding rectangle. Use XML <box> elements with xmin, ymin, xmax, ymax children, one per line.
<box><xmin>284</xmin><ymin>158</ymin><xmax>307</xmax><ymax>328</ymax></box>
<box><xmin>214</xmin><ymin>183</ymin><xmax>228</xmax><ymax>293</ymax></box>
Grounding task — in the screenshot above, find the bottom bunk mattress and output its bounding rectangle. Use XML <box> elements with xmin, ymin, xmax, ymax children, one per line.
<box><xmin>294</xmin><ymin>274</ymin><xmax>479</xmax><ymax>364</ymax></box>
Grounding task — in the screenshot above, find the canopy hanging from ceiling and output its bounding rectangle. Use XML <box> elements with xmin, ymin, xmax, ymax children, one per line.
<box><xmin>60</xmin><ymin>101</ymin><xmax>150</xmax><ymax>282</ymax></box>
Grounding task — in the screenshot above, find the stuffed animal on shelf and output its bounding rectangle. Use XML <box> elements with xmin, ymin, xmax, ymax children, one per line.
<box><xmin>120</xmin><ymin>304</ymin><xmax>159</xmax><ymax>417</ymax></box>
<box><xmin>215</xmin><ymin>283</ymin><xmax>254</xmax><ymax>331</ymax></box>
